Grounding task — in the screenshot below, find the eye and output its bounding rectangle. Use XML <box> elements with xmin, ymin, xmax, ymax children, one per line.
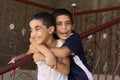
<box><xmin>56</xmin><ymin>22</ymin><xmax>62</xmax><ymax>26</ymax></box>
<box><xmin>36</xmin><ymin>28</ymin><xmax>40</xmax><ymax>31</ymax></box>
<box><xmin>35</xmin><ymin>26</ymin><xmax>41</xmax><ymax>31</ymax></box>
<box><xmin>66</xmin><ymin>22</ymin><xmax>72</xmax><ymax>25</ymax></box>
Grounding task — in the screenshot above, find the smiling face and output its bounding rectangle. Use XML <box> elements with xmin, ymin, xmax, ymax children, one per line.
<box><xmin>56</xmin><ymin>15</ymin><xmax>73</xmax><ymax>41</ymax></box>
<box><xmin>30</xmin><ymin>19</ymin><xmax>53</xmax><ymax>45</ymax></box>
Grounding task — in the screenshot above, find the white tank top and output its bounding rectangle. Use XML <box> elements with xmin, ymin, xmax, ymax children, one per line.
<box><xmin>36</xmin><ymin>39</ymin><xmax>68</xmax><ymax>80</ymax></box>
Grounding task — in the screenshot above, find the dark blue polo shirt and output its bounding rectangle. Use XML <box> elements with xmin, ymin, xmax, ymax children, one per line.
<box><xmin>62</xmin><ymin>31</ymin><xmax>92</xmax><ymax>80</ymax></box>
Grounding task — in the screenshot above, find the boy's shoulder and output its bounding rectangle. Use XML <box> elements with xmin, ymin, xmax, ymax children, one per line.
<box><xmin>67</xmin><ymin>31</ymin><xmax>81</xmax><ymax>40</ymax></box>
<box><xmin>56</xmin><ymin>39</ymin><xmax>64</xmax><ymax>47</ymax></box>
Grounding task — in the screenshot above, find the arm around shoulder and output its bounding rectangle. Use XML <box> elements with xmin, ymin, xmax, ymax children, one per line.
<box><xmin>50</xmin><ymin>46</ymin><xmax>70</xmax><ymax>58</ymax></box>
<box><xmin>56</xmin><ymin>57</ymin><xmax>70</xmax><ymax>75</ymax></box>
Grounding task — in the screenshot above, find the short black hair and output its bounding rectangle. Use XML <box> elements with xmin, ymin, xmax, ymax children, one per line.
<box><xmin>52</xmin><ymin>8</ymin><xmax>73</xmax><ymax>24</ymax></box>
<box><xmin>31</xmin><ymin>12</ymin><xmax>56</xmax><ymax>28</ymax></box>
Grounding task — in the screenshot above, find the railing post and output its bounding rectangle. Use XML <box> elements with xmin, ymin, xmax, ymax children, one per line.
<box><xmin>0</xmin><ymin>75</ymin><xmax>3</xmax><ymax>80</ymax></box>
<box><xmin>71</xmin><ymin>3</ymin><xmax>77</xmax><ymax>29</ymax></box>
<box><xmin>71</xmin><ymin>3</ymin><xmax>76</xmax><ymax>22</ymax></box>
<box><xmin>11</xmin><ymin>70</ymin><xmax>15</xmax><ymax>80</ymax></box>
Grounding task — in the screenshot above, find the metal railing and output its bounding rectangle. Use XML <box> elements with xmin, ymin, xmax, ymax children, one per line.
<box><xmin>0</xmin><ymin>0</ymin><xmax>120</xmax><ymax>80</ymax></box>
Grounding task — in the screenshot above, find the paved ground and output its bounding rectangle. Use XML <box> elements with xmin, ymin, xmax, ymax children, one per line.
<box><xmin>0</xmin><ymin>69</ymin><xmax>120</xmax><ymax>80</ymax></box>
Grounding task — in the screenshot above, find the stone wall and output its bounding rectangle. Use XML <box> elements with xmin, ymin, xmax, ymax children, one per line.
<box><xmin>0</xmin><ymin>0</ymin><xmax>120</xmax><ymax>69</ymax></box>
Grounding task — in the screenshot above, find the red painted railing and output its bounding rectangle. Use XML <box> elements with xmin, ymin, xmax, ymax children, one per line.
<box><xmin>0</xmin><ymin>1</ymin><xmax>120</xmax><ymax>80</ymax></box>
<box><xmin>0</xmin><ymin>17</ymin><xmax>120</xmax><ymax>80</ymax></box>
<box><xmin>0</xmin><ymin>54</ymin><xmax>33</xmax><ymax>75</ymax></box>
<box><xmin>14</xmin><ymin>0</ymin><xmax>56</xmax><ymax>11</ymax></box>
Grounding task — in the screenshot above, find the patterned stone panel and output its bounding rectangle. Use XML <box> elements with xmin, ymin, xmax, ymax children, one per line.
<box><xmin>0</xmin><ymin>0</ymin><xmax>35</xmax><ymax>69</ymax></box>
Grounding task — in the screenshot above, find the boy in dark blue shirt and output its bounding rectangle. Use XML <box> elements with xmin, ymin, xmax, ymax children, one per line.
<box><xmin>52</xmin><ymin>9</ymin><xmax>93</xmax><ymax>80</ymax></box>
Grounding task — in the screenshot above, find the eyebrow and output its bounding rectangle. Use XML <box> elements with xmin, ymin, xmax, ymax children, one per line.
<box><xmin>30</xmin><ymin>25</ymin><xmax>40</xmax><ymax>31</ymax></box>
<box><xmin>34</xmin><ymin>25</ymin><xmax>40</xmax><ymax>29</ymax></box>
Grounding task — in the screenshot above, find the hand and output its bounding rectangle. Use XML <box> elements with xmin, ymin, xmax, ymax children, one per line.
<box><xmin>8</xmin><ymin>57</ymin><xmax>20</xmax><ymax>70</ymax></box>
<box><xmin>30</xmin><ymin>38</ymin><xmax>44</xmax><ymax>49</ymax></box>
<box><xmin>8</xmin><ymin>57</ymin><xmax>16</xmax><ymax>64</ymax></box>
<box><xmin>28</xmin><ymin>44</ymin><xmax>39</xmax><ymax>53</ymax></box>
<box><xmin>33</xmin><ymin>53</ymin><xmax>45</xmax><ymax>62</ymax></box>
<box><xmin>30</xmin><ymin>38</ymin><xmax>38</xmax><ymax>48</ymax></box>
<box><xmin>30</xmin><ymin>38</ymin><xmax>57</xmax><ymax>69</ymax></box>
<box><xmin>45</xmin><ymin>53</ymin><xmax>57</xmax><ymax>69</ymax></box>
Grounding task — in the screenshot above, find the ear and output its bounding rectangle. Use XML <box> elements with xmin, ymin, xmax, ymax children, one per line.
<box><xmin>48</xmin><ymin>26</ymin><xmax>55</xmax><ymax>34</ymax></box>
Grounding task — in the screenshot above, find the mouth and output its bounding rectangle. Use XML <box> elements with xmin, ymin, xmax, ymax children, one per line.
<box><xmin>58</xmin><ymin>31</ymin><xmax>70</xmax><ymax>38</ymax></box>
<box><xmin>34</xmin><ymin>37</ymin><xmax>40</xmax><ymax>41</ymax></box>
<box><xmin>59</xmin><ymin>31</ymin><xmax>69</xmax><ymax>35</ymax></box>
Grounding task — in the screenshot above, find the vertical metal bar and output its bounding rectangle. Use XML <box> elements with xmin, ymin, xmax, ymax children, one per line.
<box><xmin>0</xmin><ymin>0</ymin><xmax>2</xmax><ymax>19</ymax></box>
<box><xmin>71</xmin><ymin>3</ymin><xmax>76</xmax><ymax>30</ymax></box>
<box><xmin>1</xmin><ymin>0</ymin><xmax>9</xmax><ymax>54</ymax></box>
<box><xmin>11</xmin><ymin>70</ymin><xmax>15</xmax><ymax>80</ymax></box>
<box><xmin>71</xmin><ymin>3</ymin><xmax>76</xmax><ymax>23</ymax></box>
<box><xmin>0</xmin><ymin>75</ymin><xmax>3</xmax><ymax>80</ymax></box>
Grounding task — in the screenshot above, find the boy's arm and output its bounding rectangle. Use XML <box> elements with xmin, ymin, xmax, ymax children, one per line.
<box><xmin>50</xmin><ymin>46</ymin><xmax>71</xmax><ymax>58</ymax></box>
<box><xmin>56</xmin><ymin>57</ymin><xmax>70</xmax><ymax>75</ymax></box>
<box><xmin>36</xmin><ymin>45</ymin><xmax>57</xmax><ymax>68</ymax></box>
<box><xmin>33</xmin><ymin>53</ymin><xmax>45</xmax><ymax>62</ymax></box>
<box><xmin>9</xmin><ymin>44</ymin><xmax>39</xmax><ymax>64</ymax></box>
<box><xmin>30</xmin><ymin>38</ymin><xmax>57</xmax><ymax>69</ymax></box>
<box><xmin>9</xmin><ymin>53</ymin><xmax>27</xmax><ymax>64</ymax></box>
<box><xmin>33</xmin><ymin>53</ymin><xmax>70</xmax><ymax>75</ymax></box>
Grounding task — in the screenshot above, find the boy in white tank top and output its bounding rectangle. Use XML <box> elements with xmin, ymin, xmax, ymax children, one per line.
<box><xmin>9</xmin><ymin>12</ymin><xmax>70</xmax><ymax>80</ymax></box>
<box><xmin>29</xmin><ymin>12</ymin><xmax>69</xmax><ymax>80</ymax></box>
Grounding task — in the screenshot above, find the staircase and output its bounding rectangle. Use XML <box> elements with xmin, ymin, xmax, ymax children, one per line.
<box><xmin>0</xmin><ymin>0</ymin><xmax>120</xmax><ymax>80</ymax></box>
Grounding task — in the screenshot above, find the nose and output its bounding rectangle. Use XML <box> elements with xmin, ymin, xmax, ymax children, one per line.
<box><xmin>30</xmin><ymin>30</ymin><xmax>36</xmax><ymax>37</ymax></box>
<box><xmin>62</xmin><ymin>23</ymin><xmax>67</xmax><ymax>29</ymax></box>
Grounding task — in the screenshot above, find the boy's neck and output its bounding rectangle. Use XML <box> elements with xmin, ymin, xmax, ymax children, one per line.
<box><xmin>46</xmin><ymin>37</ymin><xmax>57</xmax><ymax>48</ymax></box>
